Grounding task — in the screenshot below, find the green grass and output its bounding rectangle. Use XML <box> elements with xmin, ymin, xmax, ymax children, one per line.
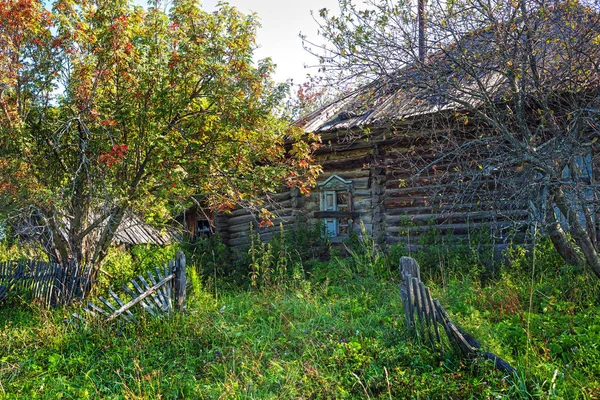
<box><xmin>1</xmin><ymin>241</ymin><xmax>600</xmax><ymax>398</ymax></box>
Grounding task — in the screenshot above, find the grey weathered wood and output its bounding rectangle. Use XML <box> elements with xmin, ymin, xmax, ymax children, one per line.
<box><xmin>109</xmin><ymin>290</ymin><xmax>136</xmax><ymax>322</ymax></box>
<box><xmin>85</xmin><ymin>301</ymin><xmax>109</xmax><ymax>316</ymax></box>
<box><xmin>399</xmin><ymin>256</ymin><xmax>515</xmax><ymax>374</ymax></box>
<box><xmin>131</xmin><ymin>279</ymin><xmax>158</xmax><ymax>315</ymax></box>
<box><xmin>154</xmin><ymin>267</ymin><xmax>170</xmax><ymax>311</ymax></box>
<box><xmin>148</xmin><ymin>270</ymin><xmax>169</xmax><ymax>311</ymax></box>
<box><xmin>174</xmin><ymin>251</ymin><xmax>186</xmax><ymax>310</ymax></box>
<box><xmin>75</xmin><ymin>253</ymin><xmax>185</xmax><ymax>323</ymax></box>
<box><xmin>122</xmin><ymin>283</ymin><xmax>157</xmax><ymax>317</ymax></box>
<box><xmin>106</xmin><ymin>274</ymin><xmax>174</xmax><ymax>322</ymax></box>
<box><xmin>411</xmin><ymin>278</ymin><xmax>423</xmax><ymax>324</ymax></box>
<box><xmin>406</xmin><ymin>273</ymin><xmax>414</xmax><ymax>327</ymax></box>
<box><xmin>418</xmin><ymin>281</ymin><xmax>434</xmax><ymax>345</ymax></box>
<box><xmin>138</xmin><ymin>274</ymin><xmax>164</xmax><ymax>310</ymax></box>
<box><xmin>0</xmin><ymin>259</ymin><xmax>91</xmax><ymax>307</ymax></box>
<box><xmin>166</xmin><ymin>261</ymin><xmax>173</xmax><ymax>310</ymax></box>
<box><xmin>425</xmin><ymin>286</ymin><xmax>441</xmax><ymax>344</ymax></box>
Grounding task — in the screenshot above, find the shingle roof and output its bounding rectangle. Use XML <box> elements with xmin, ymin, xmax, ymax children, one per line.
<box><xmin>296</xmin><ymin>5</ymin><xmax>600</xmax><ymax>134</ymax></box>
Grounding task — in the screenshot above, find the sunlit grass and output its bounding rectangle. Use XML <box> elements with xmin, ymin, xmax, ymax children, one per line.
<box><xmin>1</xmin><ymin>237</ymin><xmax>600</xmax><ymax>398</ymax></box>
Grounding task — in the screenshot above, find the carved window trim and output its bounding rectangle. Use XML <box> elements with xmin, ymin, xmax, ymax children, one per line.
<box><xmin>316</xmin><ymin>175</ymin><xmax>356</xmax><ymax>238</ymax></box>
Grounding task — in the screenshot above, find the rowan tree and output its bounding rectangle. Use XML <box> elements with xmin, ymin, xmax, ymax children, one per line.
<box><xmin>0</xmin><ymin>0</ymin><xmax>321</xmax><ymax>276</ymax></box>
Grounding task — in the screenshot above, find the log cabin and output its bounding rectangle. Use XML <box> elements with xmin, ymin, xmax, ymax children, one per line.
<box><xmin>183</xmin><ymin>89</ymin><xmax>598</xmax><ymax>252</ymax></box>
<box><xmin>183</xmin><ymin>6</ymin><xmax>600</xmax><ymax>252</ymax></box>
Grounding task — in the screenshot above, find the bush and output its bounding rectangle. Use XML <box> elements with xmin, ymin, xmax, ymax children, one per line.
<box><xmin>96</xmin><ymin>244</ymin><xmax>180</xmax><ymax>293</ymax></box>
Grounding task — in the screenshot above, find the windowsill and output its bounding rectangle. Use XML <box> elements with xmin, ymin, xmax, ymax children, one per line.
<box><xmin>314</xmin><ymin>211</ymin><xmax>360</xmax><ymax>218</ymax></box>
<box><xmin>329</xmin><ymin>235</ymin><xmax>349</xmax><ymax>243</ymax></box>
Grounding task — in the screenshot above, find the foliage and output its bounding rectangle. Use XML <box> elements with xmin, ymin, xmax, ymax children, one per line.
<box><xmin>0</xmin><ymin>239</ymin><xmax>49</xmax><ymax>263</ymax></box>
<box><xmin>2</xmin><ymin>239</ymin><xmax>600</xmax><ymax>398</ymax></box>
<box><xmin>0</xmin><ymin>0</ymin><xmax>321</xmax><ymax>274</ymax></box>
<box><xmin>95</xmin><ymin>244</ymin><xmax>179</xmax><ymax>294</ymax></box>
<box><xmin>387</xmin><ymin>226</ymin><xmax>500</xmax><ymax>285</ymax></box>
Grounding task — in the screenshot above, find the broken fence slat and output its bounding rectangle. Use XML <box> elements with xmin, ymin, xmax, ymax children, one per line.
<box><xmin>147</xmin><ymin>270</ymin><xmax>169</xmax><ymax>312</ymax></box>
<box><xmin>138</xmin><ymin>275</ymin><xmax>164</xmax><ymax>310</ymax></box>
<box><xmin>122</xmin><ymin>284</ymin><xmax>157</xmax><ymax>317</ymax></box>
<box><xmin>406</xmin><ymin>273</ymin><xmax>414</xmax><ymax>328</ymax></box>
<box><xmin>166</xmin><ymin>261</ymin><xmax>174</xmax><ymax>310</ymax></box>
<box><xmin>106</xmin><ymin>274</ymin><xmax>174</xmax><ymax>322</ymax></box>
<box><xmin>109</xmin><ymin>290</ymin><xmax>136</xmax><ymax>323</ymax></box>
<box><xmin>130</xmin><ymin>280</ymin><xmax>159</xmax><ymax>316</ymax></box>
<box><xmin>418</xmin><ymin>281</ymin><xmax>435</xmax><ymax>345</ymax></box>
<box><xmin>400</xmin><ymin>257</ymin><xmax>516</xmax><ymax>375</ymax></box>
<box><xmin>98</xmin><ymin>296</ymin><xmax>117</xmax><ymax>313</ymax></box>
<box><xmin>425</xmin><ymin>286</ymin><xmax>441</xmax><ymax>344</ymax></box>
<box><xmin>155</xmin><ymin>267</ymin><xmax>171</xmax><ymax>312</ymax></box>
<box><xmin>86</xmin><ymin>301</ymin><xmax>109</xmax><ymax>316</ymax></box>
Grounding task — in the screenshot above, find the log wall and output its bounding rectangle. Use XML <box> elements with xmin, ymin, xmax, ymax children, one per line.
<box><xmin>215</xmin><ymin>125</ymin><xmax>594</xmax><ymax>251</ymax></box>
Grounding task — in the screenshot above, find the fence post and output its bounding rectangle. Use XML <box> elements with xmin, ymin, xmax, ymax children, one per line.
<box><xmin>400</xmin><ymin>256</ymin><xmax>420</xmax><ymax>328</ymax></box>
<box><xmin>174</xmin><ymin>251</ymin><xmax>186</xmax><ymax>310</ymax></box>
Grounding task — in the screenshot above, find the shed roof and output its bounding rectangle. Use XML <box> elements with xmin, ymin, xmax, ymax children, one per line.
<box><xmin>113</xmin><ymin>213</ymin><xmax>181</xmax><ymax>246</ymax></box>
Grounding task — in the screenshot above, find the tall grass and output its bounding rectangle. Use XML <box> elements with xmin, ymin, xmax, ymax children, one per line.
<box><xmin>1</xmin><ymin>231</ymin><xmax>599</xmax><ymax>398</ymax></box>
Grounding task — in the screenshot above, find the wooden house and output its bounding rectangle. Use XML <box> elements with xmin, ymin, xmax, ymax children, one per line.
<box><xmin>182</xmin><ymin>82</ymin><xmax>599</xmax><ymax>251</ymax></box>
<box><xmin>191</xmin><ymin>94</ymin><xmax>596</xmax><ymax>251</ymax></box>
<box><xmin>185</xmin><ymin>8</ymin><xmax>600</xmax><ymax>251</ymax></box>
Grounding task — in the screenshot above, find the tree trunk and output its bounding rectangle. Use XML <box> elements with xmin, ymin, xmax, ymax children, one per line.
<box><xmin>545</xmin><ymin>198</ymin><xmax>582</xmax><ymax>266</ymax></box>
<box><xmin>551</xmin><ymin>186</ymin><xmax>600</xmax><ymax>279</ymax></box>
<box><xmin>89</xmin><ymin>206</ymin><xmax>126</xmax><ymax>280</ymax></box>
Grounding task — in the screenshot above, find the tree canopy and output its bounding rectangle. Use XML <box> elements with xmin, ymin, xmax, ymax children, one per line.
<box><xmin>0</xmin><ymin>0</ymin><xmax>321</xmax><ymax>271</ymax></box>
<box><xmin>309</xmin><ymin>0</ymin><xmax>600</xmax><ymax>276</ymax></box>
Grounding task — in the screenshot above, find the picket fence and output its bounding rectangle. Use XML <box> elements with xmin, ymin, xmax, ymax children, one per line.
<box><xmin>78</xmin><ymin>251</ymin><xmax>187</xmax><ymax>323</ymax></box>
<box><xmin>0</xmin><ymin>259</ymin><xmax>92</xmax><ymax>306</ymax></box>
<box><xmin>399</xmin><ymin>256</ymin><xmax>516</xmax><ymax>374</ymax></box>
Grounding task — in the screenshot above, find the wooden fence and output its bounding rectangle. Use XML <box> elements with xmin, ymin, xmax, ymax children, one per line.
<box><xmin>0</xmin><ymin>260</ymin><xmax>92</xmax><ymax>306</ymax></box>
<box><xmin>400</xmin><ymin>256</ymin><xmax>516</xmax><ymax>374</ymax></box>
<box><xmin>79</xmin><ymin>251</ymin><xmax>187</xmax><ymax>323</ymax></box>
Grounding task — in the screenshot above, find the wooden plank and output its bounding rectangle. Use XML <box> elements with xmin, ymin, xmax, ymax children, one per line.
<box><xmin>147</xmin><ymin>271</ymin><xmax>169</xmax><ymax>311</ymax></box>
<box><xmin>425</xmin><ymin>286</ymin><xmax>441</xmax><ymax>344</ymax></box>
<box><xmin>130</xmin><ymin>279</ymin><xmax>159</xmax><ymax>316</ymax></box>
<box><xmin>411</xmin><ymin>277</ymin><xmax>424</xmax><ymax>337</ymax></box>
<box><xmin>85</xmin><ymin>302</ymin><xmax>109</xmax><ymax>316</ymax></box>
<box><xmin>406</xmin><ymin>273</ymin><xmax>414</xmax><ymax>328</ymax></box>
<box><xmin>166</xmin><ymin>261</ymin><xmax>173</xmax><ymax>309</ymax></box>
<box><xmin>138</xmin><ymin>275</ymin><xmax>164</xmax><ymax>309</ymax></box>
<box><xmin>123</xmin><ymin>283</ymin><xmax>157</xmax><ymax>317</ymax></box>
<box><xmin>107</xmin><ymin>274</ymin><xmax>174</xmax><ymax>322</ymax></box>
<box><xmin>98</xmin><ymin>296</ymin><xmax>117</xmax><ymax>313</ymax></box>
<box><xmin>109</xmin><ymin>291</ymin><xmax>136</xmax><ymax>322</ymax></box>
<box><xmin>174</xmin><ymin>251</ymin><xmax>186</xmax><ymax>310</ymax></box>
<box><xmin>418</xmin><ymin>281</ymin><xmax>434</xmax><ymax>345</ymax></box>
<box><xmin>155</xmin><ymin>267</ymin><xmax>171</xmax><ymax>312</ymax></box>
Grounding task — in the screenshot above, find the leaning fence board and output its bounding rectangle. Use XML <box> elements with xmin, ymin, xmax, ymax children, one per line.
<box><xmin>109</xmin><ymin>291</ymin><xmax>136</xmax><ymax>322</ymax></box>
<box><xmin>106</xmin><ymin>273</ymin><xmax>175</xmax><ymax>322</ymax></box>
<box><xmin>399</xmin><ymin>256</ymin><xmax>516</xmax><ymax>375</ymax></box>
<box><xmin>81</xmin><ymin>251</ymin><xmax>187</xmax><ymax>323</ymax></box>
<box><xmin>123</xmin><ymin>284</ymin><xmax>158</xmax><ymax>317</ymax></box>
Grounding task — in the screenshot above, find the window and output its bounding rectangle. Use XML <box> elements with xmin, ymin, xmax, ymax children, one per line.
<box><xmin>196</xmin><ymin>219</ymin><xmax>212</xmax><ymax>238</ymax></box>
<box><xmin>554</xmin><ymin>151</ymin><xmax>595</xmax><ymax>228</ymax></box>
<box><xmin>315</xmin><ymin>175</ymin><xmax>357</xmax><ymax>238</ymax></box>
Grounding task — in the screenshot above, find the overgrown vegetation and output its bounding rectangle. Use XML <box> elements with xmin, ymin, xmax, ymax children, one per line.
<box><xmin>1</xmin><ymin>228</ymin><xmax>600</xmax><ymax>398</ymax></box>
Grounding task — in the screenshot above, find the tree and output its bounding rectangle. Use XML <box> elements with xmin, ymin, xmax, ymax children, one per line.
<box><xmin>0</xmin><ymin>0</ymin><xmax>321</xmax><ymax>276</ymax></box>
<box><xmin>308</xmin><ymin>0</ymin><xmax>600</xmax><ymax>276</ymax></box>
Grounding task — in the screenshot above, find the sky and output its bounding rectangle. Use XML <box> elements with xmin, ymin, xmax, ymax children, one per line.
<box><xmin>201</xmin><ymin>0</ymin><xmax>340</xmax><ymax>85</ymax></box>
